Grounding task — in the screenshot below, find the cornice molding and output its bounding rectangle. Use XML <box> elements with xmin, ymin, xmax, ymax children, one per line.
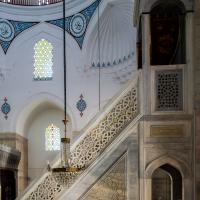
<box><xmin>0</xmin><ymin>0</ymin><xmax>95</xmax><ymax>21</ymax></box>
<box><xmin>0</xmin><ymin>144</ymin><xmax>21</xmax><ymax>169</ymax></box>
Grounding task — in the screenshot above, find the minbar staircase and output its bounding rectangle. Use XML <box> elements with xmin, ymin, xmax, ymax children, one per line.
<box><xmin>18</xmin><ymin>70</ymin><xmax>142</xmax><ymax>200</ymax></box>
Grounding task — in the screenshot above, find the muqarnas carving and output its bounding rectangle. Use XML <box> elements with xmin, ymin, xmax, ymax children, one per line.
<box><xmin>81</xmin><ymin>155</ymin><xmax>126</xmax><ymax>200</ymax></box>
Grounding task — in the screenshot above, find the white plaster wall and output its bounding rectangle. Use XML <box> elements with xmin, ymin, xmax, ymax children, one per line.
<box><xmin>0</xmin><ymin>24</ymin><xmax>120</xmax><ymax>135</ymax></box>
<box><xmin>0</xmin><ymin>0</ymin><xmax>136</xmax><ymax>187</ymax></box>
<box><xmin>0</xmin><ymin>1</ymin><xmax>137</xmax><ymax>183</ymax></box>
<box><xmin>27</xmin><ymin>107</ymin><xmax>70</xmax><ymax>183</ymax></box>
<box><xmin>0</xmin><ymin>0</ymin><xmax>137</xmax><ymax>139</ymax></box>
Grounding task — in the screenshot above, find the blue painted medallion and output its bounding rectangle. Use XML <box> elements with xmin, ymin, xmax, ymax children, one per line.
<box><xmin>70</xmin><ymin>13</ymin><xmax>87</xmax><ymax>37</ymax></box>
<box><xmin>1</xmin><ymin>97</ymin><xmax>11</xmax><ymax>119</ymax></box>
<box><xmin>0</xmin><ymin>20</ymin><xmax>14</xmax><ymax>42</ymax></box>
<box><xmin>47</xmin><ymin>0</ymin><xmax>101</xmax><ymax>48</ymax></box>
<box><xmin>76</xmin><ymin>94</ymin><xmax>87</xmax><ymax>117</ymax></box>
<box><xmin>0</xmin><ymin>20</ymin><xmax>38</xmax><ymax>54</ymax></box>
<box><xmin>0</xmin><ymin>0</ymin><xmax>101</xmax><ymax>53</ymax></box>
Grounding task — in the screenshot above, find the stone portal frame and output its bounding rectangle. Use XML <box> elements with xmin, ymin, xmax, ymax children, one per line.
<box><xmin>142</xmin><ymin>0</ymin><xmax>193</xmax><ymax>13</ymax></box>
<box><xmin>144</xmin><ymin>155</ymin><xmax>192</xmax><ymax>200</ymax></box>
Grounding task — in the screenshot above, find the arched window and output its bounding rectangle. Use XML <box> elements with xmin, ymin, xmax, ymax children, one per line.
<box><xmin>33</xmin><ymin>39</ymin><xmax>53</xmax><ymax>80</ymax></box>
<box><xmin>45</xmin><ymin>124</ymin><xmax>60</xmax><ymax>151</ymax></box>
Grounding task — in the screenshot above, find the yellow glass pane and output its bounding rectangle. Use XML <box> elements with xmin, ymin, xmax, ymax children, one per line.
<box><xmin>33</xmin><ymin>39</ymin><xmax>53</xmax><ymax>80</ymax></box>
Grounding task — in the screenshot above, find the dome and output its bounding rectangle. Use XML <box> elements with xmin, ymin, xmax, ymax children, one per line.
<box><xmin>84</xmin><ymin>0</ymin><xmax>136</xmax><ymax>70</ymax></box>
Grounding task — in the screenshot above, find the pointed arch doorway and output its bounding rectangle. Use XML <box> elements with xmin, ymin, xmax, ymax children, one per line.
<box><xmin>144</xmin><ymin>155</ymin><xmax>192</xmax><ymax>200</ymax></box>
<box><xmin>0</xmin><ymin>169</ymin><xmax>16</xmax><ymax>200</ymax></box>
<box><xmin>0</xmin><ymin>145</ymin><xmax>21</xmax><ymax>200</ymax></box>
<box><xmin>152</xmin><ymin>164</ymin><xmax>182</xmax><ymax>200</ymax></box>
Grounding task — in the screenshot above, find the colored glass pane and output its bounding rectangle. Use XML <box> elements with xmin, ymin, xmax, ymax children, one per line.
<box><xmin>33</xmin><ymin>39</ymin><xmax>53</xmax><ymax>80</ymax></box>
<box><xmin>45</xmin><ymin>124</ymin><xmax>60</xmax><ymax>151</ymax></box>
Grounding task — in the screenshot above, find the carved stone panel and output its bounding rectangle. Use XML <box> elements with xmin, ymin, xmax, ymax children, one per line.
<box><xmin>150</xmin><ymin>125</ymin><xmax>184</xmax><ymax>137</ymax></box>
<box><xmin>80</xmin><ymin>155</ymin><xmax>126</xmax><ymax>200</ymax></box>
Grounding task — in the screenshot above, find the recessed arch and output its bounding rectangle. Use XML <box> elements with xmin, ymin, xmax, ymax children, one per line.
<box><xmin>12</xmin><ymin>92</ymin><xmax>77</xmax><ymax>136</ymax></box>
<box><xmin>25</xmin><ymin>99</ymin><xmax>68</xmax><ymax>183</ymax></box>
<box><xmin>82</xmin><ymin>0</ymin><xmax>136</xmax><ymax>71</ymax></box>
<box><xmin>150</xmin><ymin>0</ymin><xmax>186</xmax><ymax>65</ymax></box>
<box><xmin>150</xmin><ymin>0</ymin><xmax>185</xmax><ymax>12</ymax></box>
<box><xmin>143</xmin><ymin>0</ymin><xmax>192</xmax><ymax>13</ymax></box>
<box><xmin>152</xmin><ymin>164</ymin><xmax>182</xmax><ymax>200</ymax></box>
<box><xmin>144</xmin><ymin>155</ymin><xmax>192</xmax><ymax>200</ymax></box>
<box><xmin>145</xmin><ymin>155</ymin><xmax>191</xmax><ymax>179</ymax></box>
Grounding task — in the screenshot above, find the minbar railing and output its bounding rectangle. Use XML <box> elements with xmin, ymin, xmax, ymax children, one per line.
<box><xmin>17</xmin><ymin>71</ymin><xmax>141</xmax><ymax>200</ymax></box>
<box><xmin>0</xmin><ymin>0</ymin><xmax>62</xmax><ymax>6</ymax></box>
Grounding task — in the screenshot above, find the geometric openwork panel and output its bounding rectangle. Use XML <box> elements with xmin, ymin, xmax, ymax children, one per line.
<box><xmin>33</xmin><ymin>39</ymin><xmax>53</xmax><ymax>81</ymax></box>
<box><xmin>27</xmin><ymin>175</ymin><xmax>62</xmax><ymax>200</ymax></box>
<box><xmin>45</xmin><ymin>124</ymin><xmax>60</xmax><ymax>151</ymax></box>
<box><xmin>155</xmin><ymin>69</ymin><xmax>183</xmax><ymax>111</ymax></box>
<box><xmin>70</xmin><ymin>87</ymin><xmax>138</xmax><ymax>169</ymax></box>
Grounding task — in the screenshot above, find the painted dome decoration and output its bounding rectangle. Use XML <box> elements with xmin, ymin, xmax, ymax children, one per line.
<box><xmin>47</xmin><ymin>0</ymin><xmax>101</xmax><ymax>49</ymax></box>
<box><xmin>0</xmin><ymin>20</ymin><xmax>14</xmax><ymax>42</ymax></box>
<box><xmin>0</xmin><ymin>0</ymin><xmax>101</xmax><ymax>54</ymax></box>
<box><xmin>0</xmin><ymin>19</ymin><xmax>38</xmax><ymax>54</ymax></box>
<box><xmin>85</xmin><ymin>0</ymin><xmax>136</xmax><ymax>70</ymax></box>
<box><xmin>70</xmin><ymin>13</ymin><xmax>87</xmax><ymax>38</ymax></box>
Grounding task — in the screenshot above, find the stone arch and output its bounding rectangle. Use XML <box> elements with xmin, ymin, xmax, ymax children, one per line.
<box><xmin>12</xmin><ymin>92</ymin><xmax>77</xmax><ymax>136</ymax></box>
<box><xmin>6</xmin><ymin>22</ymin><xmax>80</xmax><ymax>58</ymax></box>
<box><xmin>145</xmin><ymin>155</ymin><xmax>191</xmax><ymax>179</ymax></box>
<box><xmin>150</xmin><ymin>0</ymin><xmax>185</xmax><ymax>12</ymax></box>
<box><xmin>144</xmin><ymin>155</ymin><xmax>192</xmax><ymax>200</ymax></box>
<box><xmin>143</xmin><ymin>0</ymin><xmax>192</xmax><ymax>13</ymax></box>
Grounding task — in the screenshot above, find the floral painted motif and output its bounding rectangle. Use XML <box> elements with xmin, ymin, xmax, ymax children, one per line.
<box><xmin>1</xmin><ymin>97</ymin><xmax>11</xmax><ymax>119</ymax></box>
<box><xmin>76</xmin><ymin>94</ymin><xmax>87</xmax><ymax>117</ymax></box>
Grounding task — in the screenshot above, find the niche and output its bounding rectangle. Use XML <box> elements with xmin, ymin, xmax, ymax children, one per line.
<box><xmin>150</xmin><ymin>0</ymin><xmax>186</xmax><ymax>65</ymax></box>
<box><xmin>152</xmin><ymin>164</ymin><xmax>182</xmax><ymax>200</ymax></box>
<box><xmin>0</xmin><ymin>169</ymin><xmax>16</xmax><ymax>200</ymax></box>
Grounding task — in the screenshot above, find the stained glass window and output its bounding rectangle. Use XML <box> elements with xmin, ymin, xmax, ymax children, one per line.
<box><xmin>45</xmin><ymin>124</ymin><xmax>60</xmax><ymax>151</ymax></box>
<box><xmin>33</xmin><ymin>39</ymin><xmax>53</xmax><ymax>80</ymax></box>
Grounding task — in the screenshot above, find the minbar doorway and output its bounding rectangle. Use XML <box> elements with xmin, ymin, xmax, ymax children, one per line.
<box><xmin>0</xmin><ymin>169</ymin><xmax>16</xmax><ymax>200</ymax></box>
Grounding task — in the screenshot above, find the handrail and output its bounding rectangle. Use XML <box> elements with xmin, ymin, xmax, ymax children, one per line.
<box><xmin>0</xmin><ymin>0</ymin><xmax>62</xmax><ymax>6</ymax></box>
<box><xmin>17</xmin><ymin>70</ymin><xmax>142</xmax><ymax>200</ymax></box>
